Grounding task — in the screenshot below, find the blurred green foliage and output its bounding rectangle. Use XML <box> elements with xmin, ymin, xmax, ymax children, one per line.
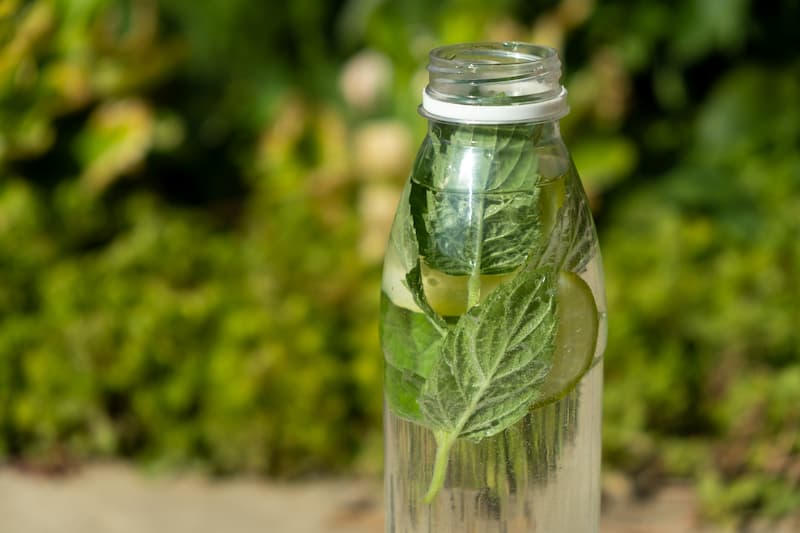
<box><xmin>1</xmin><ymin>0</ymin><xmax>798</xmax><ymax>525</ymax></box>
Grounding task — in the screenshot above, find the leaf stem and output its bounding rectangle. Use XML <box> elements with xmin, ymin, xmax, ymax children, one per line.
<box><xmin>424</xmin><ymin>430</ymin><xmax>457</xmax><ymax>503</ymax></box>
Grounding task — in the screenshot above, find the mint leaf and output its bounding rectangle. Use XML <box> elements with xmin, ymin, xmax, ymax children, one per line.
<box><xmin>381</xmin><ymin>180</ymin><xmax>448</xmax><ymax>422</ymax></box>
<box><xmin>420</xmin><ymin>267</ymin><xmax>557</xmax><ymax>438</ymax></box>
<box><xmin>409</xmin><ymin>125</ymin><xmax>543</xmax><ymax>276</ymax></box>
<box><xmin>387</xmin><ymin>182</ymin><xmax>421</xmax><ymax>274</ymax></box>
<box><xmin>532</xmin><ymin>170</ymin><xmax>597</xmax><ymax>273</ymax></box>
<box><xmin>384</xmin><ymin>363</ymin><xmax>426</xmax><ymax>421</ymax></box>
<box><xmin>428</xmin><ymin>124</ymin><xmax>540</xmax><ymax>192</ymax></box>
<box><xmin>381</xmin><ymin>294</ymin><xmax>444</xmax><ymax>421</ymax></box>
<box><xmin>381</xmin><ymin>292</ymin><xmax>442</xmax><ymax>422</ymax></box>
<box><xmin>418</xmin><ymin>267</ymin><xmax>558</xmax><ymax>500</ymax></box>
<box><xmin>479</xmin><ymin>189</ymin><xmax>541</xmax><ymax>274</ymax></box>
<box><xmin>386</xmin><ymin>182</ymin><xmax>448</xmax><ymax>331</ymax></box>
<box><xmin>381</xmin><ymin>294</ymin><xmax>443</xmax><ymax>379</ymax></box>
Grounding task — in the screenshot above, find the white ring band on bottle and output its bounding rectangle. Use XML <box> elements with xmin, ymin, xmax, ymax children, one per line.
<box><xmin>421</xmin><ymin>87</ymin><xmax>569</xmax><ymax>124</ymax></box>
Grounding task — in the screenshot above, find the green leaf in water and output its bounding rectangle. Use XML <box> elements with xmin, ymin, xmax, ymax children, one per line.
<box><xmin>381</xmin><ymin>294</ymin><xmax>443</xmax><ymax>379</ymax></box>
<box><xmin>532</xmin><ymin>169</ymin><xmax>597</xmax><ymax>273</ymax></box>
<box><xmin>410</xmin><ymin>125</ymin><xmax>543</xmax><ymax>276</ymax></box>
<box><xmin>418</xmin><ymin>267</ymin><xmax>558</xmax><ymax>500</ymax></box>
<box><xmin>381</xmin><ymin>292</ymin><xmax>444</xmax><ymax>422</ymax></box>
<box><xmin>384</xmin><ymin>363</ymin><xmax>427</xmax><ymax>422</ymax></box>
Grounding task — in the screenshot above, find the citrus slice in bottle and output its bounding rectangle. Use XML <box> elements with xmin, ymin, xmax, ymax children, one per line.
<box><xmin>533</xmin><ymin>270</ymin><xmax>599</xmax><ymax>408</ymax></box>
<box><xmin>420</xmin><ymin>262</ymin><xmax>516</xmax><ymax>317</ymax></box>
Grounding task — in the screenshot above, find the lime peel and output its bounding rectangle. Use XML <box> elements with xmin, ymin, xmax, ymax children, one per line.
<box><xmin>532</xmin><ymin>271</ymin><xmax>599</xmax><ymax>409</ymax></box>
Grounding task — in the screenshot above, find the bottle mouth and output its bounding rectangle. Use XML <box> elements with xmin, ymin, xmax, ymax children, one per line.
<box><xmin>422</xmin><ymin>42</ymin><xmax>568</xmax><ymax>124</ymax></box>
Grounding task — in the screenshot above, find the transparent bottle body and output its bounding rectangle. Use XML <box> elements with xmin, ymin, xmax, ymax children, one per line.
<box><xmin>381</xmin><ymin>121</ymin><xmax>607</xmax><ymax>533</ymax></box>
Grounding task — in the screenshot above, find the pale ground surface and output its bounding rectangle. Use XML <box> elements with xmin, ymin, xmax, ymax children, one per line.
<box><xmin>0</xmin><ymin>464</ymin><xmax>797</xmax><ymax>533</ymax></box>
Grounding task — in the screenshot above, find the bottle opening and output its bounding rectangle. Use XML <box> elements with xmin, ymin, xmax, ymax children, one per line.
<box><xmin>422</xmin><ymin>42</ymin><xmax>568</xmax><ymax>124</ymax></box>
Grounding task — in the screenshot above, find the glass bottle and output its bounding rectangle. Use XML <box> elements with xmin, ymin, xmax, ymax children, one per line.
<box><xmin>381</xmin><ymin>42</ymin><xmax>607</xmax><ymax>533</ymax></box>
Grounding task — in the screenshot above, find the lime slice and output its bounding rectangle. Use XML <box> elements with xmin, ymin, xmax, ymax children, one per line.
<box><xmin>533</xmin><ymin>271</ymin><xmax>599</xmax><ymax>408</ymax></box>
<box><xmin>420</xmin><ymin>262</ymin><xmax>516</xmax><ymax>317</ymax></box>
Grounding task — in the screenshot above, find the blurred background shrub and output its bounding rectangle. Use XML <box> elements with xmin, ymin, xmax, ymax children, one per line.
<box><xmin>1</xmin><ymin>0</ymin><xmax>798</xmax><ymax>526</ymax></box>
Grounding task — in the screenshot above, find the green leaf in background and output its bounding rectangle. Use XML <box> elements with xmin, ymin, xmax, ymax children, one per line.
<box><xmin>419</xmin><ymin>267</ymin><xmax>557</xmax><ymax>500</ymax></box>
<box><xmin>570</xmin><ymin>137</ymin><xmax>637</xmax><ymax>193</ymax></box>
<box><xmin>74</xmin><ymin>100</ymin><xmax>155</xmax><ymax>193</ymax></box>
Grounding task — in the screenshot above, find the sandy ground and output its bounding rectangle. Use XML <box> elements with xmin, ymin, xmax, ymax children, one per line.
<box><xmin>0</xmin><ymin>464</ymin><xmax>796</xmax><ymax>533</ymax></box>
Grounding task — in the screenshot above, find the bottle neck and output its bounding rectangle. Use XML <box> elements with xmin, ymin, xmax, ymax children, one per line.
<box><xmin>417</xmin><ymin>119</ymin><xmax>570</xmax><ymax>193</ymax></box>
<box><xmin>421</xmin><ymin>42</ymin><xmax>568</xmax><ymax>125</ymax></box>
